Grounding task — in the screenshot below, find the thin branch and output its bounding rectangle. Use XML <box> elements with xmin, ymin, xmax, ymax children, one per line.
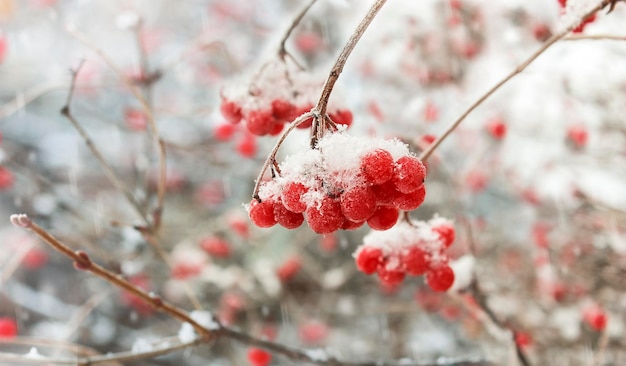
<box><xmin>60</xmin><ymin>62</ymin><xmax>149</xmax><ymax>223</ymax></box>
<box><xmin>314</xmin><ymin>0</ymin><xmax>388</xmax><ymax>117</ymax></box>
<box><xmin>9</xmin><ymin>214</ymin><xmax>214</xmax><ymax>340</ymax></box>
<box><xmin>564</xmin><ymin>34</ymin><xmax>626</xmax><ymax>41</ymax></box>
<box><xmin>278</xmin><ymin>0</ymin><xmax>319</xmax><ymax>64</ymax></box>
<box><xmin>252</xmin><ymin>112</ymin><xmax>314</xmax><ymax>200</ymax></box>
<box><xmin>419</xmin><ymin>0</ymin><xmax>615</xmax><ymax>162</ymax></box>
<box><xmin>66</xmin><ymin>27</ymin><xmax>167</xmax><ymax>232</ymax></box>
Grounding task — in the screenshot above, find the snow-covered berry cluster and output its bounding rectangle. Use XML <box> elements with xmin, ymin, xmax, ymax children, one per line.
<box><xmin>559</xmin><ymin>0</ymin><xmax>597</xmax><ymax>33</ymax></box>
<box><xmin>354</xmin><ymin>218</ymin><xmax>456</xmax><ymax>291</ymax></box>
<box><xmin>248</xmin><ymin>132</ymin><xmax>427</xmax><ymax>234</ymax></box>
<box><xmin>220</xmin><ymin>62</ymin><xmax>352</xmax><ymax>136</ymax></box>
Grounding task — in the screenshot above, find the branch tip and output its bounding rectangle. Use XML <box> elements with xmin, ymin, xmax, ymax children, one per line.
<box><xmin>10</xmin><ymin>214</ymin><xmax>32</xmax><ymax>228</ymax></box>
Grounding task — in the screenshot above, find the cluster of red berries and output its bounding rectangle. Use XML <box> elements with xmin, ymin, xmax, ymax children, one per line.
<box><xmin>220</xmin><ymin>62</ymin><xmax>352</xmax><ymax>137</ymax></box>
<box><xmin>354</xmin><ymin>218</ymin><xmax>456</xmax><ymax>291</ymax></box>
<box><xmin>558</xmin><ymin>0</ymin><xmax>597</xmax><ymax>33</ymax></box>
<box><xmin>247</xmin><ymin>133</ymin><xmax>428</xmax><ymax>234</ymax></box>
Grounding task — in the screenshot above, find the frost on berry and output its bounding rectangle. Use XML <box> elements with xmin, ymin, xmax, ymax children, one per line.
<box><xmin>393</xmin><ymin>156</ymin><xmax>426</xmax><ymax>194</ymax></box>
<box><xmin>354</xmin><ymin>217</ymin><xmax>455</xmax><ymax>290</ymax></box>
<box><xmin>248</xmin><ymin>199</ymin><xmax>276</xmax><ymax>228</ymax></box>
<box><xmin>361</xmin><ymin>149</ymin><xmax>394</xmax><ymax>185</ymax></box>
<box><xmin>221</xmin><ymin>61</ymin><xmax>352</xmax><ymax>136</ymax></box>
<box><xmin>251</xmin><ymin>132</ymin><xmax>428</xmax><ymax>233</ymax></box>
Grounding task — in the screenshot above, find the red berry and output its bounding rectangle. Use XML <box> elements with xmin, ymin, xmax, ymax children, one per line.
<box><xmin>22</xmin><ymin>248</ymin><xmax>48</xmax><ymax>270</ymax></box>
<box><xmin>422</xmin><ymin>134</ymin><xmax>436</xmax><ymax>145</ymax></box>
<box><xmin>377</xmin><ymin>263</ymin><xmax>405</xmax><ymax>286</ymax></box>
<box><xmin>214</xmin><ymin>123</ymin><xmax>236</xmax><ymax>141</ymax></box>
<box><xmin>246</xmin><ymin>109</ymin><xmax>274</xmax><ymax>135</ymax></box>
<box><xmin>367</xmin><ymin>206</ymin><xmax>399</xmax><ymax>231</ymax></box>
<box><xmin>124</xmin><ymin>108</ymin><xmax>147</xmax><ymax>131</ymax></box>
<box><xmin>274</xmin><ymin>201</ymin><xmax>305</xmax><ymax>229</ymax></box>
<box><xmin>426</xmin><ymin>265</ymin><xmax>455</xmax><ymax>292</ymax></box>
<box><xmin>306</xmin><ymin>197</ymin><xmax>344</xmax><ymax>234</ymax></box>
<box><xmin>0</xmin><ymin>35</ymin><xmax>7</xmax><ymax>64</ymax></box>
<box><xmin>533</xmin><ymin>23</ymin><xmax>552</xmax><ymax>42</ymax></box>
<box><xmin>200</xmin><ymin>236</ymin><xmax>232</xmax><ymax>258</ymax></box>
<box><xmin>342</xmin><ymin>219</ymin><xmax>365</xmax><ymax>231</ymax></box>
<box><xmin>0</xmin><ymin>167</ymin><xmax>14</xmax><ymax>190</ymax></box>
<box><xmin>298</xmin><ymin>320</ymin><xmax>329</xmax><ymax>344</ymax></box>
<box><xmin>582</xmin><ymin>305</ymin><xmax>607</xmax><ymax>331</ymax></box>
<box><xmin>282</xmin><ymin>182</ymin><xmax>308</xmax><ymax>213</ymax></box>
<box><xmin>361</xmin><ymin>149</ymin><xmax>394</xmax><ymax>185</ymax></box>
<box><xmin>247</xmin><ymin>347</ymin><xmax>272</xmax><ymax>366</ymax></box>
<box><xmin>393</xmin><ymin>185</ymin><xmax>426</xmax><ymax>211</ymax></box>
<box><xmin>514</xmin><ymin>331</ymin><xmax>533</xmax><ymax>349</ymax></box>
<box><xmin>268</xmin><ymin>121</ymin><xmax>284</xmax><ymax>136</ymax></box>
<box><xmin>393</xmin><ymin>156</ymin><xmax>426</xmax><ymax>194</ymax></box>
<box><xmin>486</xmin><ymin>118</ymin><xmax>507</xmax><ymax>139</ymax></box>
<box><xmin>356</xmin><ymin>247</ymin><xmax>383</xmax><ymax>275</ymax></box>
<box><xmin>277</xmin><ymin>257</ymin><xmax>301</xmax><ymax>282</ymax></box>
<box><xmin>220</xmin><ymin>99</ymin><xmax>242</xmax><ymax>124</ymax></box>
<box><xmin>236</xmin><ymin>133</ymin><xmax>257</xmax><ymax>158</ymax></box>
<box><xmin>249</xmin><ymin>199</ymin><xmax>277</xmax><ymax>228</ymax></box>
<box><xmin>558</xmin><ymin>0</ymin><xmax>566</xmax><ymax>8</ymax></box>
<box><xmin>295</xmin><ymin>104</ymin><xmax>314</xmax><ymax>129</ymax></box>
<box><xmin>0</xmin><ymin>318</ymin><xmax>17</xmax><ymax>338</ymax></box>
<box><xmin>271</xmin><ymin>99</ymin><xmax>295</xmax><ymax>122</ymax></box>
<box><xmin>329</xmin><ymin>109</ymin><xmax>353</xmax><ymax>127</ymax></box>
<box><xmin>371</xmin><ymin>180</ymin><xmax>397</xmax><ymax>205</ymax></box>
<box><xmin>433</xmin><ymin>223</ymin><xmax>455</xmax><ymax>248</ymax></box>
<box><xmin>402</xmin><ymin>246</ymin><xmax>430</xmax><ymax>276</ymax></box>
<box><xmin>567</xmin><ymin>125</ymin><xmax>588</xmax><ymax>147</ymax></box>
<box><xmin>340</xmin><ymin>186</ymin><xmax>377</xmax><ymax>222</ymax></box>
<box><xmin>573</xmin><ymin>14</ymin><xmax>596</xmax><ymax>33</ymax></box>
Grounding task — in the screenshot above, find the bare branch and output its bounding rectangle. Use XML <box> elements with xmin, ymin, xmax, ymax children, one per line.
<box><xmin>278</xmin><ymin>0</ymin><xmax>319</xmax><ymax>65</ymax></box>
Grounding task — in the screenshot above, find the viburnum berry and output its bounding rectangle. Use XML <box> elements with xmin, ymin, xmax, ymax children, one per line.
<box><xmin>220</xmin><ymin>99</ymin><xmax>242</xmax><ymax>124</ymax></box>
<box><xmin>236</xmin><ymin>133</ymin><xmax>257</xmax><ymax>158</ymax></box>
<box><xmin>0</xmin><ymin>167</ymin><xmax>14</xmax><ymax>190</ymax></box>
<box><xmin>246</xmin><ymin>109</ymin><xmax>275</xmax><ymax>135</ymax></box>
<box><xmin>248</xmin><ymin>199</ymin><xmax>277</xmax><ymax>228</ymax></box>
<box><xmin>0</xmin><ymin>35</ymin><xmax>7</xmax><ymax>64</ymax></box>
<box><xmin>306</xmin><ymin>197</ymin><xmax>344</xmax><ymax>234</ymax></box>
<box><xmin>486</xmin><ymin>118</ymin><xmax>507</xmax><ymax>139</ymax></box>
<box><xmin>0</xmin><ymin>318</ymin><xmax>17</xmax><ymax>338</ymax></box>
<box><xmin>298</xmin><ymin>320</ymin><xmax>329</xmax><ymax>345</ymax></box>
<box><xmin>432</xmin><ymin>220</ymin><xmax>455</xmax><ymax>248</ymax></box>
<box><xmin>342</xmin><ymin>218</ymin><xmax>365</xmax><ymax>231</ymax></box>
<box><xmin>393</xmin><ymin>156</ymin><xmax>426</xmax><ymax>194</ymax></box>
<box><xmin>377</xmin><ymin>261</ymin><xmax>406</xmax><ymax>286</ymax></box>
<box><xmin>200</xmin><ymin>236</ymin><xmax>232</xmax><ymax>258</ymax></box>
<box><xmin>367</xmin><ymin>206</ymin><xmax>399</xmax><ymax>231</ymax></box>
<box><xmin>247</xmin><ymin>347</ymin><xmax>272</xmax><ymax>366</ymax></box>
<box><xmin>277</xmin><ymin>256</ymin><xmax>302</xmax><ymax>282</ymax></box>
<box><xmin>361</xmin><ymin>149</ymin><xmax>394</xmax><ymax>185</ymax></box>
<box><xmin>271</xmin><ymin>99</ymin><xmax>295</xmax><ymax>122</ymax></box>
<box><xmin>582</xmin><ymin>304</ymin><xmax>608</xmax><ymax>331</ymax></box>
<box><xmin>370</xmin><ymin>180</ymin><xmax>396</xmax><ymax>205</ymax></box>
<box><xmin>355</xmin><ymin>247</ymin><xmax>383</xmax><ymax>275</ymax></box>
<box><xmin>274</xmin><ymin>201</ymin><xmax>305</xmax><ymax>229</ymax></box>
<box><xmin>567</xmin><ymin>125</ymin><xmax>588</xmax><ymax>148</ymax></box>
<box><xmin>329</xmin><ymin>109</ymin><xmax>353</xmax><ymax>127</ymax></box>
<box><xmin>214</xmin><ymin>123</ymin><xmax>236</xmax><ymax>142</ymax></box>
<box><xmin>426</xmin><ymin>265</ymin><xmax>455</xmax><ymax>292</ymax></box>
<box><xmin>340</xmin><ymin>186</ymin><xmax>377</xmax><ymax>222</ymax></box>
<box><xmin>281</xmin><ymin>181</ymin><xmax>308</xmax><ymax>213</ymax></box>
<box><xmin>402</xmin><ymin>246</ymin><xmax>430</xmax><ymax>276</ymax></box>
<box><xmin>393</xmin><ymin>185</ymin><xmax>426</xmax><ymax>211</ymax></box>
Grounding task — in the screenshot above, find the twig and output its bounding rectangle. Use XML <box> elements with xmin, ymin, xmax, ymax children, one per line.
<box><xmin>0</xmin><ymin>81</ymin><xmax>66</xmax><ymax>120</ymax></box>
<box><xmin>314</xmin><ymin>0</ymin><xmax>387</xmax><ymax>117</ymax></box>
<box><xmin>564</xmin><ymin>34</ymin><xmax>626</xmax><ymax>41</ymax></box>
<box><xmin>278</xmin><ymin>0</ymin><xmax>319</xmax><ymax>67</ymax></box>
<box><xmin>252</xmin><ymin>112</ymin><xmax>314</xmax><ymax>200</ymax></box>
<box><xmin>9</xmin><ymin>214</ymin><xmax>214</xmax><ymax>340</ymax></box>
<box><xmin>419</xmin><ymin>0</ymin><xmax>615</xmax><ymax>162</ymax></box>
<box><xmin>60</xmin><ymin>61</ymin><xmax>149</xmax><ymax>223</ymax></box>
<box><xmin>66</xmin><ymin>27</ymin><xmax>167</xmax><ymax>232</ymax></box>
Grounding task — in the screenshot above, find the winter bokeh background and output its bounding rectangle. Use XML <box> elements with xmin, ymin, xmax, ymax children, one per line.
<box><xmin>0</xmin><ymin>0</ymin><xmax>625</xmax><ymax>365</ymax></box>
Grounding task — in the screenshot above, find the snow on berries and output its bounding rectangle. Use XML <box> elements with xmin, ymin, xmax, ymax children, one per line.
<box><xmin>247</xmin><ymin>132</ymin><xmax>428</xmax><ymax>234</ymax></box>
<box><xmin>353</xmin><ymin>217</ymin><xmax>456</xmax><ymax>291</ymax></box>
<box><xmin>220</xmin><ymin>61</ymin><xmax>352</xmax><ymax>136</ymax></box>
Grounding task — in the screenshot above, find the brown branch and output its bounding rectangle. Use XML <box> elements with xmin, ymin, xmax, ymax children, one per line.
<box><xmin>564</xmin><ymin>34</ymin><xmax>626</xmax><ymax>41</ymax></box>
<box><xmin>60</xmin><ymin>61</ymin><xmax>149</xmax><ymax>223</ymax></box>
<box><xmin>9</xmin><ymin>214</ymin><xmax>214</xmax><ymax>340</ymax></box>
<box><xmin>314</xmin><ymin>0</ymin><xmax>388</xmax><ymax>117</ymax></box>
<box><xmin>66</xmin><ymin>27</ymin><xmax>167</xmax><ymax>232</ymax></box>
<box><xmin>252</xmin><ymin>111</ymin><xmax>314</xmax><ymax>200</ymax></box>
<box><xmin>278</xmin><ymin>0</ymin><xmax>319</xmax><ymax>66</ymax></box>
<box><xmin>419</xmin><ymin>0</ymin><xmax>615</xmax><ymax>162</ymax></box>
